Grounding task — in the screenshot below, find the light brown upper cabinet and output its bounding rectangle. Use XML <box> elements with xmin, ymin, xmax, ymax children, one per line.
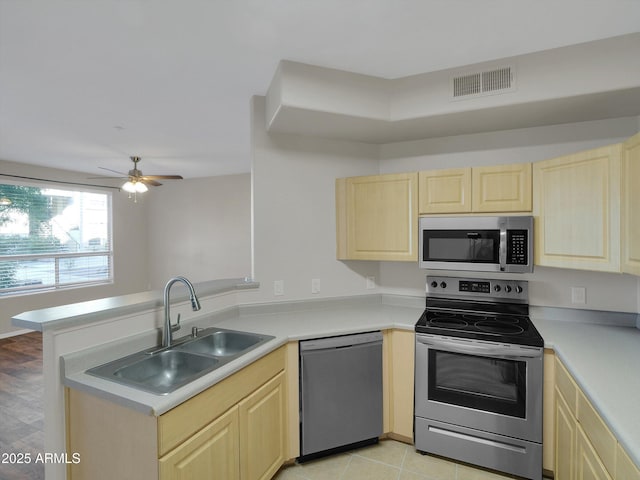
<box><xmin>336</xmin><ymin>173</ymin><xmax>418</xmax><ymax>261</ymax></box>
<box><xmin>621</xmin><ymin>132</ymin><xmax>640</xmax><ymax>275</ymax></box>
<box><xmin>533</xmin><ymin>144</ymin><xmax>621</xmax><ymax>272</ymax></box>
<box><xmin>472</xmin><ymin>163</ymin><xmax>532</xmax><ymax>212</ymax></box>
<box><xmin>418</xmin><ymin>167</ymin><xmax>472</xmax><ymax>213</ymax></box>
<box><xmin>418</xmin><ymin>163</ymin><xmax>532</xmax><ymax>214</ymax></box>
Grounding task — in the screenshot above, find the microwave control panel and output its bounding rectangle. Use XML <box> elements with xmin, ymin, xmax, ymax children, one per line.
<box><xmin>507</xmin><ymin>230</ymin><xmax>528</xmax><ymax>265</ymax></box>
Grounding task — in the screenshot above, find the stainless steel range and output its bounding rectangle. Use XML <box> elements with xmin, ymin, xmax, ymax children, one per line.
<box><xmin>414</xmin><ymin>276</ymin><xmax>544</xmax><ymax>480</ymax></box>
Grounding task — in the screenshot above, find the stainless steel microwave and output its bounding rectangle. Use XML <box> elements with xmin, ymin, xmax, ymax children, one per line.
<box><xmin>419</xmin><ymin>216</ymin><xmax>533</xmax><ymax>273</ymax></box>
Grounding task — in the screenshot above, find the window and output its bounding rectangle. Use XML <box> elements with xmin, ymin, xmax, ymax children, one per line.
<box><xmin>0</xmin><ymin>182</ymin><xmax>113</xmax><ymax>296</ymax></box>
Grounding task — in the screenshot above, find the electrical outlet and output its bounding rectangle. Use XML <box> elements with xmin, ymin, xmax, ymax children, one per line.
<box><xmin>311</xmin><ymin>278</ymin><xmax>321</xmax><ymax>294</ymax></box>
<box><xmin>571</xmin><ymin>286</ymin><xmax>586</xmax><ymax>305</ymax></box>
<box><xmin>274</xmin><ymin>280</ymin><xmax>284</xmax><ymax>296</ymax></box>
<box><xmin>366</xmin><ymin>276</ymin><xmax>376</xmax><ymax>290</ymax></box>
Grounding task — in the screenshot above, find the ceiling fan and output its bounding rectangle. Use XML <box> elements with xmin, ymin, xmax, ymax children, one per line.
<box><xmin>95</xmin><ymin>156</ymin><xmax>183</xmax><ymax>199</ymax></box>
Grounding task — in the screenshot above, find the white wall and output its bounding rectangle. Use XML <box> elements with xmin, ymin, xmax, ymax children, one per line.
<box><xmin>4</xmin><ymin>112</ymin><xmax>638</xmax><ymax>337</ymax></box>
<box><xmin>378</xmin><ymin>116</ymin><xmax>640</xmax><ymax>312</ymax></box>
<box><xmin>252</xmin><ymin>106</ymin><xmax>640</xmax><ymax>313</ymax></box>
<box><xmin>378</xmin><ymin>116</ymin><xmax>638</xmax><ymax>170</ymax></box>
<box><xmin>145</xmin><ymin>174</ymin><xmax>252</xmax><ymax>289</ymax></box>
<box><xmin>0</xmin><ymin>160</ymin><xmax>149</xmax><ymax>337</ymax></box>
<box><xmin>251</xmin><ymin>96</ymin><xmax>381</xmax><ymax>303</ymax></box>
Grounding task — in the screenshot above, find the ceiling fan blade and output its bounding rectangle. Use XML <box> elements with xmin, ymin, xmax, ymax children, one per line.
<box><xmin>99</xmin><ymin>166</ymin><xmax>128</xmax><ymax>176</ymax></box>
<box><xmin>141</xmin><ymin>179</ymin><xmax>163</xmax><ymax>187</ymax></box>
<box><xmin>87</xmin><ymin>175</ymin><xmax>127</xmax><ymax>179</ymax></box>
<box><xmin>141</xmin><ymin>175</ymin><xmax>183</xmax><ymax>180</ymax></box>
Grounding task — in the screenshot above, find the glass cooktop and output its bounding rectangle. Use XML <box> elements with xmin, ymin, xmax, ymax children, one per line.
<box><xmin>415</xmin><ymin>309</ymin><xmax>543</xmax><ymax>347</ymax></box>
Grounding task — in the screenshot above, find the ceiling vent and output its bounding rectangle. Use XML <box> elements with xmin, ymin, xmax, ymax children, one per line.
<box><xmin>452</xmin><ymin>65</ymin><xmax>515</xmax><ymax>100</ymax></box>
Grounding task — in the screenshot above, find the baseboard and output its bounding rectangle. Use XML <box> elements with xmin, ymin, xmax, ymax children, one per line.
<box><xmin>0</xmin><ymin>328</ymin><xmax>35</xmax><ymax>339</ymax></box>
<box><xmin>386</xmin><ymin>432</ymin><xmax>414</xmax><ymax>445</ymax></box>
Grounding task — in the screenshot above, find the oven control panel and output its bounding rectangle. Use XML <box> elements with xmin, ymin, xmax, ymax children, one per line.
<box><xmin>459</xmin><ymin>280</ymin><xmax>491</xmax><ymax>293</ymax></box>
<box><xmin>426</xmin><ymin>276</ymin><xmax>528</xmax><ymax>302</ymax></box>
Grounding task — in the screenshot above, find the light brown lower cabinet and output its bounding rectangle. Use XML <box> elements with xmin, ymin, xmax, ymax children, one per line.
<box><xmin>576</xmin><ymin>423</ymin><xmax>613</xmax><ymax>480</ymax></box>
<box><xmin>383</xmin><ymin>329</ymin><xmax>414</xmax><ymax>442</ymax></box>
<box><xmin>67</xmin><ymin>346</ymin><xmax>287</xmax><ymax>480</ymax></box>
<box><xmin>159</xmin><ymin>405</ymin><xmax>240</xmax><ymax>480</ymax></box>
<box><xmin>555</xmin><ymin>387</ymin><xmax>577</xmax><ymax>480</ymax></box>
<box><xmin>159</xmin><ymin>372</ymin><xmax>285</xmax><ymax>480</ymax></box>
<box><xmin>553</xmin><ymin>356</ymin><xmax>640</xmax><ymax>480</ymax></box>
<box><xmin>238</xmin><ymin>372</ymin><xmax>286</xmax><ymax>480</ymax></box>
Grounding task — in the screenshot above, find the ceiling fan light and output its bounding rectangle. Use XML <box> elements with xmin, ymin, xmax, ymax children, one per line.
<box><xmin>134</xmin><ymin>182</ymin><xmax>148</xmax><ymax>193</ymax></box>
<box><xmin>122</xmin><ymin>181</ymin><xmax>137</xmax><ymax>193</ymax></box>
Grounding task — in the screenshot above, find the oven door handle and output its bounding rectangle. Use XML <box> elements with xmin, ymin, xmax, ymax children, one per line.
<box><xmin>417</xmin><ymin>336</ymin><xmax>542</xmax><ymax>358</ymax></box>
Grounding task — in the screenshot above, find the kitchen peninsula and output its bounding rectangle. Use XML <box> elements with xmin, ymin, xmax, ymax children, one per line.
<box><xmin>12</xmin><ymin>277</ymin><xmax>640</xmax><ymax>480</ymax></box>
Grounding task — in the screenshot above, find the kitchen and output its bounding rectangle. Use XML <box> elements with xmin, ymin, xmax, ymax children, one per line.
<box><xmin>1</xmin><ymin>3</ymin><xmax>640</xmax><ymax>480</ymax></box>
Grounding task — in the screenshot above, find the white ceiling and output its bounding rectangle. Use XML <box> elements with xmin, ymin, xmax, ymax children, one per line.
<box><xmin>1</xmin><ymin>0</ymin><xmax>639</xmax><ymax>179</ymax></box>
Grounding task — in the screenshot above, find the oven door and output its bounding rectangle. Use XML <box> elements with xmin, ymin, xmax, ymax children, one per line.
<box><xmin>415</xmin><ymin>334</ymin><xmax>542</xmax><ymax>443</ymax></box>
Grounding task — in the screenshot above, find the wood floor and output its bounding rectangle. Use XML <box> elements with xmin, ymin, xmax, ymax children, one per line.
<box><xmin>0</xmin><ymin>332</ymin><xmax>44</xmax><ymax>480</ymax></box>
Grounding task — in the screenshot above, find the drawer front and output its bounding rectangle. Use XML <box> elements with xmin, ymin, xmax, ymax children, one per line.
<box><xmin>577</xmin><ymin>390</ymin><xmax>616</xmax><ymax>476</ymax></box>
<box><xmin>555</xmin><ymin>358</ymin><xmax>577</xmax><ymax>415</ymax></box>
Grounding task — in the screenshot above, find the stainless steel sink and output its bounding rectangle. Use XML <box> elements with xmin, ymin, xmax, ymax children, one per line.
<box><xmin>88</xmin><ymin>350</ymin><xmax>219</xmax><ymax>395</ymax></box>
<box><xmin>86</xmin><ymin>327</ymin><xmax>274</xmax><ymax>395</ymax></box>
<box><xmin>176</xmin><ymin>330</ymin><xmax>268</xmax><ymax>357</ymax></box>
<box><xmin>114</xmin><ymin>350</ymin><xmax>219</xmax><ymax>394</ymax></box>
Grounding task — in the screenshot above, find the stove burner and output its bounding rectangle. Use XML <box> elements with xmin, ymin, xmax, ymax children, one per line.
<box><xmin>475</xmin><ymin>321</ymin><xmax>524</xmax><ymax>335</ymax></box>
<box><xmin>429</xmin><ymin>317</ymin><xmax>469</xmax><ymax>328</ymax></box>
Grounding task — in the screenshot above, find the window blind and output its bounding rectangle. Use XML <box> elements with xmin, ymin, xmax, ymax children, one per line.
<box><xmin>0</xmin><ymin>183</ymin><xmax>113</xmax><ymax>295</ymax></box>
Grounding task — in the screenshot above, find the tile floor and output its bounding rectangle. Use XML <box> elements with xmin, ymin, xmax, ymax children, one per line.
<box><xmin>273</xmin><ymin>439</ymin><xmax>524</xmax><ymax>480</ymax></box>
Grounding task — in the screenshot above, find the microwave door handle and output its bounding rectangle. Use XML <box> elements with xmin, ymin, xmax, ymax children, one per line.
<box><xmin>499</xmin><ymin>225</ymin><xmax>507</xmax><ymax>271</ymax></box>
<box><xmin>417</xmin><ymin>336</ymin><xmax>541</xmax><ymax>359</ymax></box>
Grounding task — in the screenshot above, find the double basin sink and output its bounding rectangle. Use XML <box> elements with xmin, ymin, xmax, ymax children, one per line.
<box><xmin>87</xmin><ymin>327</ymin><xmax>274</xmax><ymax>395</ymax></box>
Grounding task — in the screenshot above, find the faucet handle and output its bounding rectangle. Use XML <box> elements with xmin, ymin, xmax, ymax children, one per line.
<box><xmin>171</xmin><ymin>313</ymin><xmax>182</xmax><ymax>333</ymax></box>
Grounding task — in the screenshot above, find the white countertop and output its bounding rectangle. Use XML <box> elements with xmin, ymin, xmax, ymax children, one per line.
<box><xmin>62</xmin><ymin>296</ymin><xmax>421</xmax><ymax>416</ymax></box>
<box><xmin>61</xmin><ymin>296</ymin><xmax>640</xmax><ymax>468</ymax></box>
<box><xmin>12</xmin><ymin>277</ymin><xmax>259</xmax><ymax>331</ymax></box>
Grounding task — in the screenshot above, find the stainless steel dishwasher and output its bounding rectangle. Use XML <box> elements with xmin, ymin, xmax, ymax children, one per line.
<box><xmin>299</xmin><ymin>331</ymin><xmax>383</xmax><ymax>461</ymax></box>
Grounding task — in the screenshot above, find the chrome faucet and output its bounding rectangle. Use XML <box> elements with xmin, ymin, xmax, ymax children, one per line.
<box><xmin>163</xmin><ymin>276</ymin><xmax>201</xmax><ymax>348</ymax></box>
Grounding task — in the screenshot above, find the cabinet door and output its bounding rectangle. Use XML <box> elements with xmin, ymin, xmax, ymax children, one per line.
<box><xmin>543</xmin><ymin>350</ymin><xmax>556</xmax><ymax>474</ymax></box>
<box><xmin>239</xmin><ymin>372</ymin><xmax>285</xmax><ymax>480</ymax></box>
<box><xmin>576</xmin><ymin>425</ymin><xmax>613</xmax><ymax>480</ymax></box>
<box><xmin>533</xmin><ymin>145</ymin><xmax>621</xmax><ymax>272</ymax></box>
<box><xmin>555</xmin><ymin>388</ymin><xmax>577</xmax><ymax>480</ymax></box>
<box><xmin>418</xmin><ymin>167</ymin><xmax>471</xmax><ymax>214</ymax></box>
<box><xmin>336</xmin><ymin>173</ymin><xmax>418</xmax><ymax>261</ymax></box>
<box><xmin>386</xmin><ymin>329</ymin><xmax>415</xmax><ymax>441</ymax></box>
<box><xmin>616</xmin><ymin>444</ymin><xmax>640</xmax><ymax>480</ymax></box>
<box><xmin>621</xmin><ymin>132</ymin><xmax>640</xmax><ymax>275</ymax></box>
<box><xmin>472</xmin><ymin>163</ymin><xmax>532</xmax><ymax>212</ymax></box>
<box><xmin>159</xmin><ymin>406</ymin><xmax>240</xmax><ymax>480</ymax></box>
